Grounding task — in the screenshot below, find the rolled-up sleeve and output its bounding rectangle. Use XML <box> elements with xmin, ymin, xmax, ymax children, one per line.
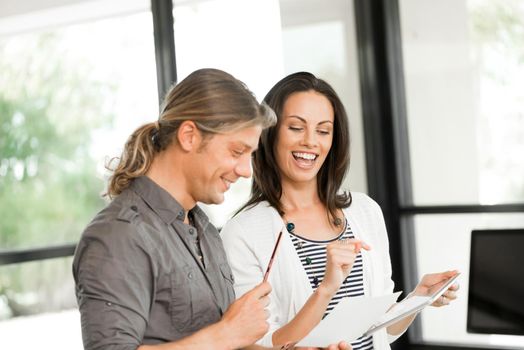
<box><xmin>73</xmin><ymin>220</ymin><xmax>154</xmax><ymax>350</ymax></box>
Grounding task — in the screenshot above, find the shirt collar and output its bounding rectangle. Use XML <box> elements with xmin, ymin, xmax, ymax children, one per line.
<box><xmin>130</xmin><ymin>176</ymin><xmax>210</xmax><ymax>227</ymax></box>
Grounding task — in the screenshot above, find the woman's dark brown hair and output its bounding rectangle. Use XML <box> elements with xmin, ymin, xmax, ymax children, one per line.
<box><xmin>239</xmin><ymin>72</ymin><xmax>352</xmax><ymax>223</ymax></box>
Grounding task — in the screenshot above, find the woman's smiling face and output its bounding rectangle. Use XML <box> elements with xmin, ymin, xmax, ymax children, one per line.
<box><xmin>275</xmin><ymin>90</ymin><xmax>334</xmax><ymax>186</ymax></box>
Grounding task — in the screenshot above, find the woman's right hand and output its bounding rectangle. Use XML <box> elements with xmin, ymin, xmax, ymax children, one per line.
<box><xmin>320</xmin><ymin>239</ymin><xmax>371</xmax><ymax>295</ymax></box>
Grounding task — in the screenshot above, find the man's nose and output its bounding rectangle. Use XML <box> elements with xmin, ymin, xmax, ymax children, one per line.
<box><xmin>235</xmin><ymin>155</ymin><xmax>252</xmax><ymax>178</ymax></box>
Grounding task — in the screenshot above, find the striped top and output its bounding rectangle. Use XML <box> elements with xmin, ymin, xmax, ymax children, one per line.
<box><xmin>289</xmin><ymin>219</ymin><xmax>374</xmax><ymax>350</ymax></box>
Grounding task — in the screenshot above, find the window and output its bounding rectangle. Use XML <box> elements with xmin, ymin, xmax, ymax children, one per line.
<box><xmin>400</xmin><ymin>0</ymin><xmax>524</xmax><ymax>206</ymax></box>
<box><xmin>1</xmin><ymin>1</ymin><xmax>368</xmax><ymax>348</ymax></box>
<box><xmin>173</xmin><ymin>0</ymin><xmax>366</xmax><ymax>227</ymax></box>
<box><xmin>279</xmin><ymin>0</ymin><xmax>367</xmax><ymax>197</ymax></box>
<box><xmin>172</xmin><ymin>0</ymin><xmax>285</xmax><ymax>226</ymax></box>
<box><xmin>0</xmin><ymin>1</ymin><xmax>158</xmax><ymax>348</ymax></box>
<box><xmin>399</xmin><ymin>0</ymin><xmax>524</xmax><ymax>348</ymax></box>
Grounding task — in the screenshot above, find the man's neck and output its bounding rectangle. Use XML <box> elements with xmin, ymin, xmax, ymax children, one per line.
<box><xmin>146</xmin><ymin>150</ymin><xmax>196</xmax><ymax>215</ymax></box>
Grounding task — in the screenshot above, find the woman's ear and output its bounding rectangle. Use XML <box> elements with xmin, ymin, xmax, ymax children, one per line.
<box><xmin>177</xmin><ymin>120</ymin><xmax>202</xmax><ymax>152</ymax></box>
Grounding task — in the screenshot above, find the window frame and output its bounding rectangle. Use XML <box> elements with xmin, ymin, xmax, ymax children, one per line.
<box><xmin>3</xmin><ymin>1</ymin><xmax>524</xmax><ymax>350</ymax></box>
<box><xmin>354</xmin><ymin>0</ymin><xmax>524</xmax><ymax>349</ymax></box>
<box><xmin>0</xmin><ymin>0</ymin><xmax>177</xmax><ymax>265</ymax></box>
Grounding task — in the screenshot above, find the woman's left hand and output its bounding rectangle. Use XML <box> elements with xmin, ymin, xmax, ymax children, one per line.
<box><xmin>412</xmin><ymin>270</ymin><xmax>460</xmax><ymax>307</ymax></box>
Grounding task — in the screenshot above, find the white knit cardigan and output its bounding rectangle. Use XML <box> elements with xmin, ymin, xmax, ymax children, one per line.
<box><xmin>220</xmin><ymin>192</ymin><xmax>403</xmax><ymax>349</ymax></box>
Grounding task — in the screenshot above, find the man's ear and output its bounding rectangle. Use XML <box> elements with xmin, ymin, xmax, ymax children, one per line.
<box><xmin>177</xmin><ymin>120</ymin><xmax>202</xmax><ymax>152</ymax></box>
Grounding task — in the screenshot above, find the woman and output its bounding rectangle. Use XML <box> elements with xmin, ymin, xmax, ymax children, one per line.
<box><xmin>221</xmin><ymin>72</ymin><xmax>458</xmax><ymax>350</ymax></box>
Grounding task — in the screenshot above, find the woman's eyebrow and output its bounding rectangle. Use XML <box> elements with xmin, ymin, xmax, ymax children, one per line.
<box><xmin>286</xmin><ymin>115</ymin><xmax>333</xmax><ymax>125</ymax></box>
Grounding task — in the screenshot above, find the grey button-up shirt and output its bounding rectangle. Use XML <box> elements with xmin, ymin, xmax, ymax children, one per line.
<box><xmin>73</xmin><ymin>176</ymin><xmax>236</xmax><ymax>350</ymax></box>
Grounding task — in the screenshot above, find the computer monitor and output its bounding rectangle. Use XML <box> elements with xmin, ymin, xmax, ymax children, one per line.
<box><xmin>467</xmin><ymin>229</ymin><xmax>524</xmax><ymax>335</ymax></box>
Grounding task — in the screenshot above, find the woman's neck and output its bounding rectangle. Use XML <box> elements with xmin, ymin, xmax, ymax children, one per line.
<box><xmin>280</xmin><ymin>179</ymin><xmax>320</xmax><ymax>212</ymax></box>
<box><xmin>279</xmin><ymin>178</ymin><xmax>344</xmax><ymax>240</ymax></box>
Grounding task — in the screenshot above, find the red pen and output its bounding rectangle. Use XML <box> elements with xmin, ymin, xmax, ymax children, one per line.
<box><xmin>263</xmin><ymin>229</ymin><xmax>284</xmax><ymax>282</ymax></box>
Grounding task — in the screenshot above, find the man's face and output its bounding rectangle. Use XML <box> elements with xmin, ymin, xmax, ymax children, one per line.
<box><xmin>186</xmin><ymin>124</ymin><xmax>262</xmax><ymax>205</ymax></box>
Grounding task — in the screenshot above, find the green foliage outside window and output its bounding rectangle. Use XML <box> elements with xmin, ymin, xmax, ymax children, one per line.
<box><xmin>0</xmin><ymin>32</ymin><xmax>112</xmax><ymax>318</ymax></box>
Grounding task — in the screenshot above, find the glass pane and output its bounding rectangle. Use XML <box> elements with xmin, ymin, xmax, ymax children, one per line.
<box><xmin>411</xmin><ymin>213</ymin><xmax>524</xmax><ymax>348</ymax></box>
<box><xmin>279</xmin><ymin>0</ymin><xmax>367</xmax><ymax>200</ymax></box>
<box><xmin>400</xmin><ymin>0</ymin><xmax>524</xmax><ymax>205</ymax></box>
<box><xmin>0</xmin><ymin>257</ymin><xmax>82</xmax><ymax>349</ymax></box>
<box><xmin>174</xmin><ymin>0</ymin><xmax>366</xmax><ymax>226</ymax></box>
<box><xmin>173</xmin><ymin>0</ymin><xmax>284</xmax><ymax>99</ymax></box>
<box><xmin>0</xmin><ymin>9</ymin><xmax>158</xmax><ymax>249</ymax></box>
<box><xmin>173</xmin><ymin>0</ymin><xmax>284</xmax><ymax>227</ymax></box>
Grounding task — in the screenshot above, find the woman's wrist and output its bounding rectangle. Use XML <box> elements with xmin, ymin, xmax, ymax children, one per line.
<box><xmin>316</xmin><ymin>282</ymin><xmax>338</xmax><ymax>298</ymax></box>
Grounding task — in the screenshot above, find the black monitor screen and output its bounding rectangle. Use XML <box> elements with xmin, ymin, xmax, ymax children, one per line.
<box><xmin>467</xmin><ymin>229</ymin><xmax>524</xmax><ymax>335</ymax></box>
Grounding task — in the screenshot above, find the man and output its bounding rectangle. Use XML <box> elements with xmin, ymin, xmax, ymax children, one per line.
<box><xmin>73</xmin><ymin>68</ymin><xmax>277</xmax><ymax>350</ymax></box>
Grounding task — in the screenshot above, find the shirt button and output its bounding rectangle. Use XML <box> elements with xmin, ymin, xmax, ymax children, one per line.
<box><xmin>130</xmin><ymin>205</ymin><xmax>138</xmax><ymax>212</ymax></box>
<box><xmin>106</xmin><ymin>302</ymin><xmax>112</xmax><ymax>306</ymax></box>
<box><xmin>188</xmin><ymin>272</ymin><xmax>193</xmax><ymax>279</ymax></box>
<box><xmin>177</xmin><ymin>210</ymin><xmax>185</xmax><ymax>220</ymax></box>
<box><xmin>189</xmin><ymin>228</ymin><xmax>195</xmax><ymax>235</ymax></box>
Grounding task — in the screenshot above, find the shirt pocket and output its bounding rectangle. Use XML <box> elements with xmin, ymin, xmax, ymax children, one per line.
<box><xmin>169</xmin><ymin>265</ymin><xmax>216</xmax><ymax>333</ymax></box>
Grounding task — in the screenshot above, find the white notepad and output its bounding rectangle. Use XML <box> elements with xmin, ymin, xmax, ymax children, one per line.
<box><xmin>297</xmin><ymin>273</ymin><xmax>460</xmax><ymax>347</ymax></box>
<box><xmin>296</xmin><ymin>292</ymin><xmax>401</xmax><ymax>347</ymax></box>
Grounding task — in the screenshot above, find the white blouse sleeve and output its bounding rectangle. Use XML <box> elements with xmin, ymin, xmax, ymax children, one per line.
<box><xmin>372</xmin><ymin>199</ymin><xmax>395</xmax><ymax>296</ymax></box>
<box><xmin>369</xmin><ymin>197</ymin><xmax>407</xmax><ymax>344</ymax></box>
